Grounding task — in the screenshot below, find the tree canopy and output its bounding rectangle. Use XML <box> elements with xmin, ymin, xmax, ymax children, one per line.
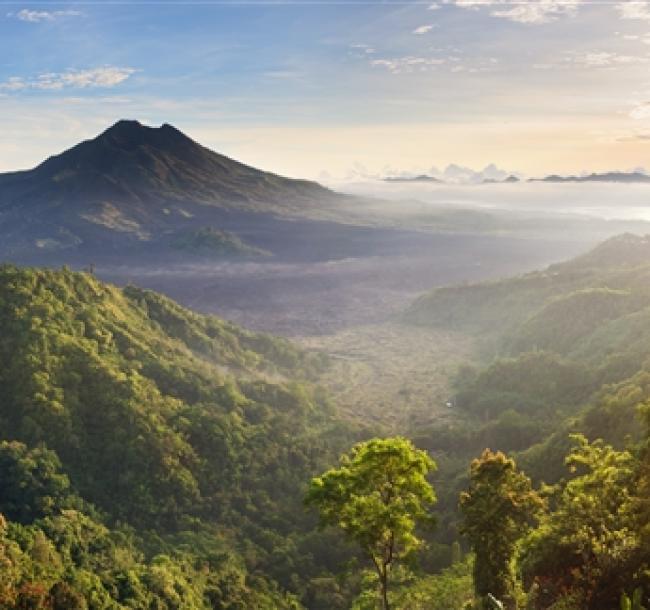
<box><xmin>460</xmin><ymin>449</ymin><xmax>544</xmax><ymax>610</ymax></box>
<box><xmin>306</xmin><ymin>437</ymin><xmax>437</xmax><ymax>609</ymax></box>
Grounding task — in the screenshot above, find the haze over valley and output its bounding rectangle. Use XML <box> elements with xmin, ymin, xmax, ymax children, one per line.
<box><xmin>5</xmin><ymin>119</ymin><xmax>650</xmax><ymax>432</ymax></box>
<box><xmin>4</xmin><ymin>120</ymin><xmax>649</xmax><ymax>338</ymax></box>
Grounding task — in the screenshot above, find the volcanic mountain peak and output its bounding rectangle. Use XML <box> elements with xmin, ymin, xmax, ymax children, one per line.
<box><xmin>2</xmin><ymin>119</ymin><xmax>334</xmax><ymax>209</ymax></box>
<box><xmin>95</xmin><ymin>119</ymin><xmax>192</xmax><ymax>150</ymax></box>
<box><xmin>99</xmin><ymin>118</ymin><xmax>185</xmax><ymax>140</ymax></box>
<box><xmin>0</xmin><ymin>120</ymin><xmax>341</xmax><ymax>257</ymax></box>
<box><xmin>102</xmin><ymin>118</ymin><xmax>149</xmax><ymax>136</ymax></box>
<box><xmin>36</xmin><ymin>119</ymin><xmax>211</xmax><ymax>176</ymax></box>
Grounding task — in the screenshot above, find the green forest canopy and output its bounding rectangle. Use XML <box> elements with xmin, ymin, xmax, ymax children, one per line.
<box><xmin>0</xmin><ymin>264</ymin><xmax>366</xmax><ymax>608</ymax></box>
<box><xmin>3</xmin><ymin>233</ymin><xmax>650</xmax><ymax>608</ymax></box>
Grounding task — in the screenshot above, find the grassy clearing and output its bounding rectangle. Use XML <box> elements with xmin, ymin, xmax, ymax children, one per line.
<box><xmin>297</xmin><ymin>322</ymin><xmax>476</xmax><ymax>433</ymax></box>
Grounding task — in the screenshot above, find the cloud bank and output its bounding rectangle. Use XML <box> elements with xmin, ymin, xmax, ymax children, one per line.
<box><xmin>453</xmin><ymin>0</ymin><xmax>582</xmax><ymax>24</ymax></box>
<box><xmin>617</xmin><ymin>1</ymin><xmax>650</xmax><ymax>20</ymax></box>
<box><xmin>0</xmin><ymin>67</ymin><xmax>137</xmax><ymax>92</ymax></box>
<box><xmin>13</xmin><ymin>9</ymin><xmax>81</xmax><ymax>22</ymax></box>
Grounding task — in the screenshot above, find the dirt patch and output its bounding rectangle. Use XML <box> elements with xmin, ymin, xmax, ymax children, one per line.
<box><xmin>297</xmin><ymin>322</ymin><xmax>475</xmax><ymax>432</ymax></box>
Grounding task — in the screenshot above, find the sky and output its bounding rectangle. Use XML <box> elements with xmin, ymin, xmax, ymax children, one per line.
<box><xmin>2</xmin><ymin>0</ymin><xmax>650</xmax><ymax>180</ymax></box>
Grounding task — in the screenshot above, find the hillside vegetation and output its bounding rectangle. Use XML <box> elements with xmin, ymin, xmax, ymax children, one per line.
<box><xmin>5</xmin><ymin>233</ymin><xmax>650</xmax><ymax>608</ymax></box>
<box><xmin>406</xmin><ymin>234</ymin><xmax>650</xmax><ymax>469</ymax></box>
<box><xmin>408</xmin><ymin>234</ymin><xmax>649</xmax><ymax>329</ymax></box>
<box><xmin>0</xmin><ymin>265</ymin><xmax>366</xmax><ymax>608</ymax></box>
<box><xmin>170</xmin><ymin>227</ymin><xmax>270</xmax><ymax>258</ymax></box>
<box><xmin>403</xmin><ymin>233</ymin><xmax>650</xmax><ymax>608</ymax></box>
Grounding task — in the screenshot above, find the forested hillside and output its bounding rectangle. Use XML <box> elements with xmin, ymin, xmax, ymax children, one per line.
<box><xmin>5</xmin><ymin>234</ymin><xmax>650</xmax><ymax>609</ymax></box>
<box><xmin>407</xmin><ymin>233</ymin><xmax>650</xmax><ymax>344</ymax></box>
<box><xmin>0</xmin><ymin>265</ymin><xmax>367</xmax><ymax>608</ymax></box>
<box><xmin>403</xmin><ymin>233</ymin><xmax>650</xmax><ymax>609</ymax></box>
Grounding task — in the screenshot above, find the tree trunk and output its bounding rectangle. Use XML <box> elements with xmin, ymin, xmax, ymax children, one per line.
<box><xmin>380</xmin><ymin>570</ymin><xmax>389</xmax><ymax>610</ymax></box>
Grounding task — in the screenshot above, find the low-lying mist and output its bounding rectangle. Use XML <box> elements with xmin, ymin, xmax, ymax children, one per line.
<box><xmin>334</xmin><ymin>179</ymin><xmax>650</xmax><ymax>222</ymax></box>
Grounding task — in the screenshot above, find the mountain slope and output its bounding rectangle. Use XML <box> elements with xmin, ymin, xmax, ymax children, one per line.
<box><xmin>406</xmin><ymin>234</ymin><xmax>650</xmax><ymax>564</ymax></box>
<box><xmin>405</xmin><ymin>233</ymin><xmax>650</xmax><ymax>465</ymax></box>
<box><xmin>400</xmin><ymin>244</ymin><xmax>650</xmax><ymax>609</ymax></box>
<box><xmin>0</xmin><ymin>265</ymin><xmax>361</xmax><ymax>606</ymax></box>
<box><xmin>0</xmin><ymin>120</ymin><xmax>340</xmax><ymax>256</ymax></box>
<box><xmin>1</xmin><ymin>119</ymin><xmax>333</xmax><ymax>209</ymax></box>
<box><xmin>0</xmin><ymin>265</ymin><xmax>324</xmax><ymax>519</ymax></box>
<box><xmin>405</xmin><ymin>233</ymin><xmax>650</xmax><ymax>343</ymax></box>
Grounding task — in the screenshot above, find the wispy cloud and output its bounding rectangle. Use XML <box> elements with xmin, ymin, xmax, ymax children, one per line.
<box><xmin>349</xmin><ymin>43</ymin><xmax>376</xmax><ymax>56</ymax></box>
<box><xmin>370</xmin><ymin>53</ymin><xmax>496</xmax><ymax>74</ymax></box>
<box><xmin>0</xmin><ymin>67</ymin><xmax>137</xmax><ymax>92</ymax></box>
<box><xmin>532</xmin><ymin>49</ymin><xmax>650</xmax><ymax>70</ymax></box>
<box><xmin>629</xmin><ymin>100</ymin><xmax>650</xmax><ymax>119</ymax></box>
<box><xmin>263</xmin><ymin>70</ymin><xmax>302</xmax><ymax>80</ymax></box>
<box><xmin>616</xmin><ymin>131</ymin><xmax>650</xmax><ymax>141</ymax></box>
<box><xmin>59</xmin><ymin>95</ymin><xmax>133</xmax><ymax>105</ymax></box>
<box><xmin>571</xmin><ymin>50</ymin><xmax>650</xmax><ymax>67</ymax></box>
<box><xmin>371</xmin><ymin>56</ymin><xmax>447</xmax><ymax>73</ymax></box>
<box><xmin>613</xmin><ymin>129</ymin><xmax>650</xmax><ymax>141</ymax></box>
<box><xmin>348</xmin><ymin>43</ymin><xmax>377</xmax><ymax>62</ymax></box>
<box><xmin>413</xmin><ymin>24</ymin><xmax>435</xmax><ymax>34</ymax></box>
<box><xmin>616</xmin><ymin>1</ymin><xmax>650</xmax><ymax>20</ymax></box>
<box><xmin>12</xmin><ymin>9</ymin><xmax>81</xmax><ymax>22</ymax></box>
<box><xmin>0</xmin><ymin>77</ymin><xmax>28</xmax><ymax>92</ymax></box>
<box><xmin>453</xmin><ymin>0</ymin><xmax>582</xmax><ymax>24</ymax></box>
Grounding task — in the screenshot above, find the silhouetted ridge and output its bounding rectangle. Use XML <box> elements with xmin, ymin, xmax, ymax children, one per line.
<box><xmin>97</xmin><ymin>119</ymin><xmax>197</xmax><ymax>151</ymax></box>
<box><xmin>36</xmin><ymin>119</ymin><xmax>216</xmax><ymax>175</ymax></box>
<box><xmin>10</xmin><ymin>119</ymin><xmax>334</xmax><ymax>205</ymax></box>
<box><xmin>97</xmin><ymin>119</ymin><xmax>161</xmax><ymax>149</ymax></box>
<box><xmin>531</xmin><ymin>171</ymin><xmax>650</xmax><ymax>183</ymax></box>
<box><xmin>0</xmin><ymin>119</ymin><xmax>340</xmax><ymax>255</ymax></box>
<box><xmin>552</xmin><ymin>233</ymin><xmax>650</xmax><ymax>271</ymax></box>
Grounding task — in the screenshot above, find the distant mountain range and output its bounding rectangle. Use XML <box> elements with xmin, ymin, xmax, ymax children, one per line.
<box><xmin>381</xmin><ymin>172</ymin><xmax>520</xmax><ymax>185</ymax></box>
<box><xmin>383</xmin><ymin>175</ymin><xmax>443</xmax><ymax>183</ymax></box>
<box><xmin>0</xmin><ymin>120</ymin><xmax>342</xmax><ymax>258</ymax></box>
<box><xmin>382</xmin><ymin>174</ymin><xmax>522</xmax><ymax>185</ymax></box>
<box><xmin>483</xmin><ymin>175</ymin><xmax>520</xmax><ymax>184</ymax></box>
<box><xmin>382</xmin><ymin>170</ymin><xmax>650</xmax><ymax>185</ymax></box>
<box><xmin>530</xmin><ymin>171</ymin><xmax>650</xmax><ymax>184</ymax></box>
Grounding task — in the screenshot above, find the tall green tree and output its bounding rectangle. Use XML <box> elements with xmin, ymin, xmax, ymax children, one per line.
<box><xmin>306</xmin><ymin>437</ymin><xmax>436</xmax><ymax>610</ymax></box>
<box><xmin>519</xmin><ymin>435</ymin><xmax>641</xmax><ymax>609</ymax></box>
<box><xmin>460</xmin><ymin>449</ymin><xmax>543</xmax><ymax>610</ymax></box>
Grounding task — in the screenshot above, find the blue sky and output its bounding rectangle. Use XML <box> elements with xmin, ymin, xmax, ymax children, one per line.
<box><xmin>2</xmin><ymin>0</ymin><xmax>650</xmax><ymax>179</ymax></box>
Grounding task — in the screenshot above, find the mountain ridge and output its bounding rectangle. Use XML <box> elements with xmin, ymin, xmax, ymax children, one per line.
<box><xmin>0</xmin><ymin>120</ymin><xmax>341</xmax><ymax>257</ymax></box>
<box><xmin>531</xmin><ymin>171</ymin><xmax>650</xmax><ymax>184</ymax></box>
<box><xmin>404</xmin><ymin>232</ymin><xmax>650</xmax><ymax>342</ymax></box>
<box><xmin>2</xmin><ymin>119</ymin><xmax>333</xmax><ymax>206</ymax></box>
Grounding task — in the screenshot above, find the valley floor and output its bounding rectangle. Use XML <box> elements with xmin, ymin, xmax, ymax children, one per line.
<box><xmin>297</xmin><ymin>322</ymin><xmax>475</xmax><ymax>431</ymax></box>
